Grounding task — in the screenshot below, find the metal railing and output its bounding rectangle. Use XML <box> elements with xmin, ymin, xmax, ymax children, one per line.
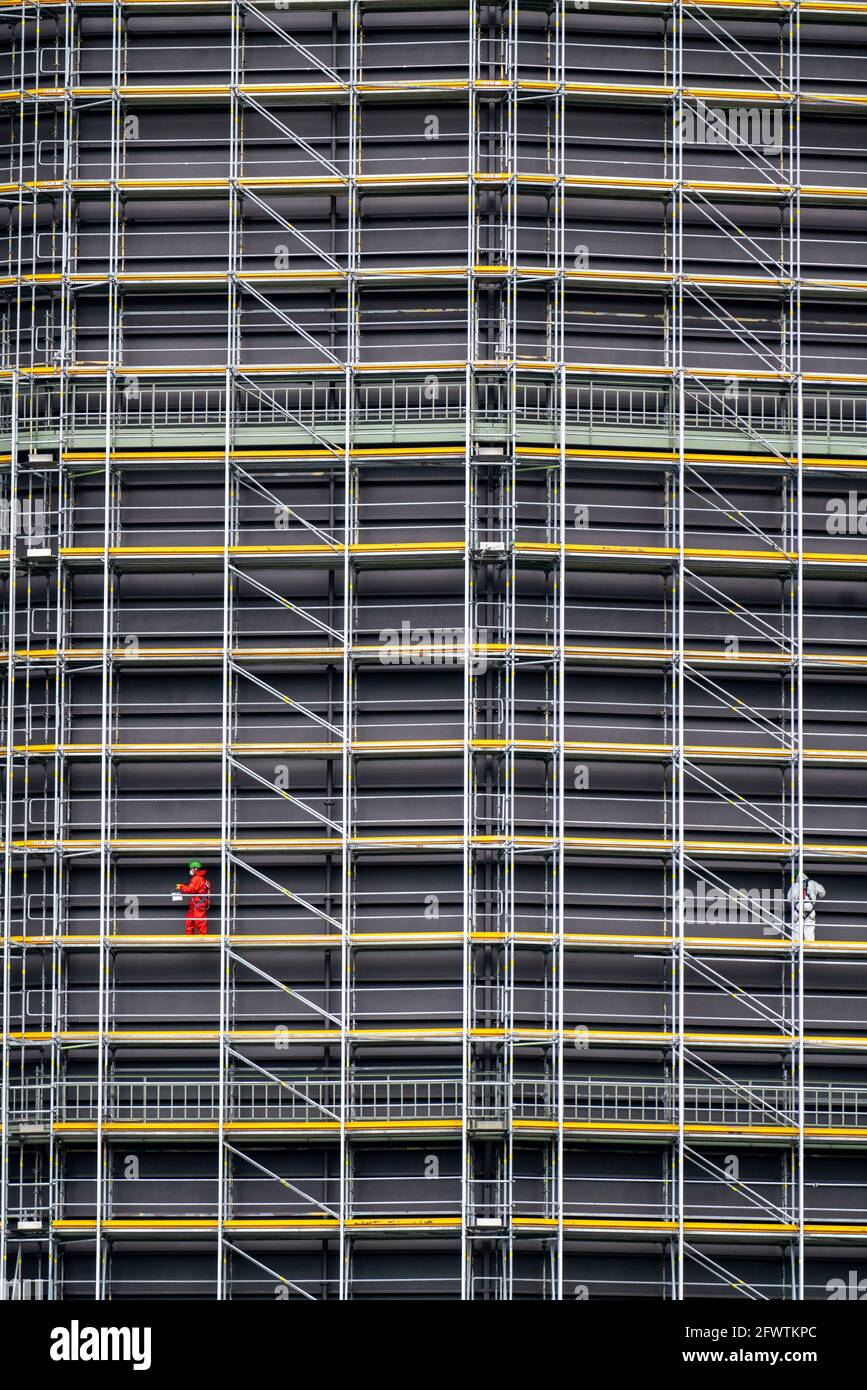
<box><xmin>9</xmin><ymin>1076</ymin><xmax>867</xmax><ymax>1130</ymax></box>
<box><xmin>4</xmin><ymin>380</ymin><xmax>867</xmax><ymax>442</ymax></box>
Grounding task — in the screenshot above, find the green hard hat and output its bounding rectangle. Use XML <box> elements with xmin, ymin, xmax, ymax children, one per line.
<box><xmin>188</xmin><ymin>860</ymin><xmax>203</xmax><ymax>871</ymax></box>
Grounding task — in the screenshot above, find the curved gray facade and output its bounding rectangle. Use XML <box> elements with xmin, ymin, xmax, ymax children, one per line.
<box><xmin>2</xmin><ymin>0</ymin><xmax>867</xmax><ymax>1300</ymax></box>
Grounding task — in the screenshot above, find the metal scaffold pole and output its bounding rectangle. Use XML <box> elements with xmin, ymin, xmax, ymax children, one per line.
<box><xmin>672</xmin><ymin>0</ymin><xmax>687</xmax><ymax>1302</ymax></box>
<box><xmin>216</xmin><ymin>0</ymin><xmax>242</xmax><ymax>1301</ymax></box>
<box><xmin>339</xmin><ymin>0</ymin><xmax>359</xmax><ymax>1300</ymax></box>
<box><xmin>790</xmin><ymin>0</ymin><xmax>806</xmax><ymax>1302</ymax></box>
<box><xmin>554</xmin><ymin>0</ymin><xmax>566</xmax><ymax>1304</ymax></box>
<box><xmin>460</xmin><ymin>0</ymin><xmax>477</xmax><ymax>1303</ymax></box>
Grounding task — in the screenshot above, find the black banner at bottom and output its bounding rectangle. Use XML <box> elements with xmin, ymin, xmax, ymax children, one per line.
<box><xmin>1</xmin><ymin>1298</ymin><xmax>864</xmax><ymax>1377</ymax></box>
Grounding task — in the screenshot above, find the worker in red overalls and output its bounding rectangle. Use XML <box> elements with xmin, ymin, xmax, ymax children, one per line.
<box><xmin>177</xmin><ymin>860</ymin><xmax>210</xmax><ymax>935</ymax></box>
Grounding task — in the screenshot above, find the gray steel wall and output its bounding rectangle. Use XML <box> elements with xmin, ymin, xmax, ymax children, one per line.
<box><xmin>2</xmin><ymin>0</ymin><xmax>867</xmax><ymax>1300</ymax></box>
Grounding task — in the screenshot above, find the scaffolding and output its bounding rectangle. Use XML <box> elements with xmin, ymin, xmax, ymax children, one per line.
<box><xmin>2</xmin><ymin>0</ymin><xmax>867</xmax><ymax>1300</ymax></box>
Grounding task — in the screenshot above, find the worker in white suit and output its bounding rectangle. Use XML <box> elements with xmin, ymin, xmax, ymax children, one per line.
<box><xmin>787</xmin><ymin>873</ymin><xmax>826</xmax><ymax>942</ymax></box>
